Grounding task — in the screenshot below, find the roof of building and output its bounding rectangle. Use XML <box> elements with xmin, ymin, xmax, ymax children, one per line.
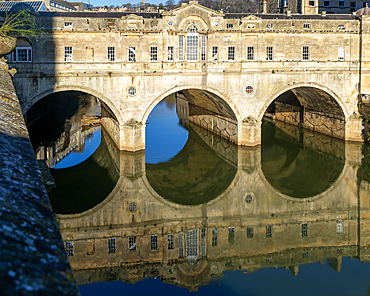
<box><xmin>0</xmin><ymin>1</ymin><xmax>47</xmax><ymax>12</ymax></box>
<box><xmin>39</xmin><ymin>11</ymin><xmax>162</xmax><ymax>18</ymax></box>
<box><xmin>356</xmin><ymin>6</ymin><xmax>370</xmax><ymax>15</ymax></box>
<box><xmin>49</xmin><ymin>0</ymin><xmax>76</xmax><ymax>9</ymax></box>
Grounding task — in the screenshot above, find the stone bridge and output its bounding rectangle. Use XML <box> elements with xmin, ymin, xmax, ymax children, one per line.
<box><xmin>6</xmin><ymin>1</ymin><xmax>370</xmax><ymax>151</ymax></box>
<box><xmin>53</xmin><ymin>120</ymin><xmax>370</xmax><ymax>289</ymax></box>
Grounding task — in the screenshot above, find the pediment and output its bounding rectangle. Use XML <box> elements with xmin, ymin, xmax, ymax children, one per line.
<box><xmin>121</xmin><ymin>14</ymin><xmax>143</xmax><ymax>20</ymax></box>
<box><xmin>241</xmin><ymin>15</ymin><xmax>262</xmax><ymax>22</ymax></box>
<box><xmin>163</xmin><ymin>1</ymin><xmax>223</xmax><ymax>18</ymax></box>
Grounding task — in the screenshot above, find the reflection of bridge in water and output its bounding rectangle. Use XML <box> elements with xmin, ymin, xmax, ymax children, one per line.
<box><xmin>55</xmin><ymin>120</ymin><xmax>370</xmax><ymax>290</ymax></box>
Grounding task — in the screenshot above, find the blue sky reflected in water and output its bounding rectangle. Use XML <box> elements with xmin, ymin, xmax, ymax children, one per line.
<box><xmin>79</xmin><ymin>258</ymin><xmax>370</xmax><ymax>296</ymax></box>
<box><xmin>145</xmin><ymin>100</ymin><xmax>188</xmax><ymax>164</ymax></box>
<box><xmin>54</xmin><ymin>127</ymin><xmax>101</xmax><ymax>169</ymax></box>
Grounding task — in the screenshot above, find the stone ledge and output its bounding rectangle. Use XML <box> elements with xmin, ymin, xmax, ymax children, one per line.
<box><xmin>0</xmin><ymin>67</ymin><xmax>79</xmax><ymax>295</ymax></box>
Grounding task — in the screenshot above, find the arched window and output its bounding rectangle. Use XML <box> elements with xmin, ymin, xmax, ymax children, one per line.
<box><xmin>186</xmin><ymin>23</ymin><xmax>200</xmax><ymax>62</ymax></box>
<box><xmin>12</xmin><ymin>38</ymin><xmax>32</xmax><ymax>63</ymax></box>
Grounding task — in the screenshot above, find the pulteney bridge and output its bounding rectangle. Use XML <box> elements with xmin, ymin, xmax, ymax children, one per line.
<box><xmin>6</xmin><ymin>1</ymin><xmax>370</xmax><ymax>151</ymax></box>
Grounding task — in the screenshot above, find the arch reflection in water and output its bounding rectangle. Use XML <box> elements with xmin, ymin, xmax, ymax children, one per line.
<box><xmin>261</xmin><ymin>118</ymin><xmax>345</xmax><ymax>198</ymax></box>
<box><xmin>48</xmin><ymin>127</ymin><xmax>120</xmax><ymax>214</ymax></box>
<box><xmin>55</xmin><ymin>117</ymin><xmax>367</xmax><ymax>292</ymax></box>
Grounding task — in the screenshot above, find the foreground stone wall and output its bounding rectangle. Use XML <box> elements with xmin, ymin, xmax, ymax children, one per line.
<box><xmin>0</xmin><ymin>62</ymin><xmax>78</xmax><ymax>295</ymax></box>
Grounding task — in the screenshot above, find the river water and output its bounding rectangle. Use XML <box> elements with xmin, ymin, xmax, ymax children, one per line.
<box><xmin>28</xmin><ymin>94</ymin><xmax>370</xmax><ymax>296</ymax></box>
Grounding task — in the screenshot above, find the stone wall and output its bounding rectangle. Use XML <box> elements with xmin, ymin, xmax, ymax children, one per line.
<box><xmin>0</xmin><ymin>62</ymin><xmax>78</xmax><ymax>295</ymax></box>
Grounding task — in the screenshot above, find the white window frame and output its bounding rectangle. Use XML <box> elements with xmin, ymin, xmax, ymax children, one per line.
<box><xmin>128</xmin><ymin>46</ymin><xmax>136</xmax><ymax>62</ymax></box>
<box><xmin>179</xmin><ymin>35</ymin><xmax>184</xmax><ymax>61</ymax></box>
<box><xmin>337</xmin><ymin>220</ymin><xmax>344</xmax><ymax>234</ymax></box>
<box><xmin>226</xmin><ymin>23</ymin><xmax>234</xmax><ymax>29</ymax></box>
<box><xmin>228</xmin><ymin>227</ymin><xmax>235</xmax><ymax>244</ymax></box>
<box><xmin>64</xmin><ymin>22</ymin><xmax>72</xmax><ymax>28</ymax></box>
<box><xmin>266</xmin><ymin>46</ymin><xmax>273</xmax><ymax>61</ymax></box>
<box><xmin>179</xmin><ymin>232</ymin><xmax>184</xmax><ymax>258</ymax></box>
<box><xmin>339</xmin><ymin>0</ymin><xmax>345</xmax><ymax>7</ymax></box>
<box><xmin>167</xmin><ymin>46</ymin><xmax>174</xmax><ymax>61</ymax></box>
<box><xmin>302</xmin><ymin>46</ymin><xmax>309</xmax><ymax>61</ymax></box>
<box><xmin>228</xmin><ymin>46</ymin><xmax>235</xmax><ymax>61</ymax></box>
<box><xmin>64</xmin><ymin>46</ymin><xmax>72</xmax><ymax>62</ymax></box>
<box><xmin>129</xmin><ymin>236</ymin><xmax>136</xmax><ymax>251</ymax></box>
<box><xmin>338</xmin><ymin>46</ymin><xmax>345</xmax><ymax>61</ymax></box>
<box><xmin>108</xmin><ymin>238</ymin><xmax>116</xmax><ymax>254</ymax></box>
<box><xmin>212</xmin><ymin>227</ymin><xmax>218</xmax><ymax>246</ymax></box>
<box><xmin>186</xmin><ymin>229</ymin><xmax>199</xmax><ymax>259</ymax></box>
<box><xmin>303</xmin><ymin>23</ymin><xmax>311</xmax><ymax>29</ymax></box>
<box><xmin>212</xmin><ymin>46</ymin><xmax>218</xmax><ymax>61</ymax></box>
<box><xmin>186</xmin><ymin>32</ymin><xmax>199</xmax><ymax>62</ymax></box>
<box><xmin>201</xmin><ymin>35</ymin><xmax>207</xmax><ymax>61</ymax></box>
<box><xmin>302</xmin><ymin>222</ymin><xmax>308</xmax><ymax>237</ymax></box>
<box><xmin>247</xmin><ymin>46</ymin><xmax>254</xmax><ymax>61</ymax></box>
<box><xmin>108</xmin><ymin>46</ymin><xmax>115</xmax><ymax>62</ymax></box>
<box><xmin>65</xmin><ymin>241</ymin><xmax>74</xmax><ymax>256</ymax></box>
<box><xmin>168</xmin><ymin>234</ymin><xmax>174</xmax><ymax>249</ymax></box>
<box><xmin>12</xmin><ymin>46</ymin><xmax>32</xmax><ymax>62</ymax></box>
<box><xmin>150</xmin><ymin>46</ymin><xmax>158</xmax><ymax>61</ymax></box>
<box><xmin>151</xmin><ymin>235</ymin><xmax>158</xmax><ymax>250</ymax></box>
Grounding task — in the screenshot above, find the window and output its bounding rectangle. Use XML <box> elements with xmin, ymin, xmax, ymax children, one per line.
<box><xmin>179</xmin><ymin>232</ymin><xmax>184</xmax><ymax>258</ymax></box>
<box><xmin>266</xmin><ymin>47</ymin><xmax>273</xmax><ymax>61</ymax></box>
<box><xmin>150</xmin><ymin>47</ymin><xmax>158</xmax><ymax>61</ymax></box>
<box><xmin>201</xmin><ymin>228</ymin><xmax>206</xmax><ymax>257</ymax></box>
<box><xmin>266</xmin><ymin>225</ymin><xmax>273</xmax><ymax>237</ymax></box>
<box><xmin>303</xmin><ymin>23</ymin><xmax>311</xmax><ymax>29</ymax></box>
<box><xmin>64</xmin><ymin>46</ymin><xmax>72</xmax><ymax>62</ymax></box>
<box><xmin>65</xmin><ymin>241</ymin><xmax>73</xmax><ymax>256</ymax></box>
<box><xmin>201</xmin><ymin>35</ymin><xmax>207</xmax><ymax>61</ymax></box>
<box><xmin>212</xmin><ymin>46</ymin><xmax>218</xmax><ymax>61</ymax></box>
<box><xmin>108</xmin><ymin>47</ymin><xmax>115</xmax><ymax>61</ymax></box>
<box><xmin>228</xmin><ymin>47</ymin><xmax>235</xmax><ymax>61</ymax></box>
<box><xmin>302</xmin><ymin>223</ymin><xmax>308</xmax><ymax>237</ymax></box>
<box><xmin>324</xmin><ymin>0</ymin><xmax>330</xmax><ymax>7</ymax></box>
<box><xmin>337</xmin><ymin>220</ymin><xmax>344</xmax><ymax>234</ymax></box>
<box><xmin>64</xmin><ymin>22</ymin><xmax>72</xmax><ymax>27</ymax></box>
<box><xmin>339</xmin><ymin>0</ymin><xmax>345</xmax><ymax>7</ymax></box>
<box><xmin>212</xmin><ymin>227</ymin><xmax>218</xmax><ymax>246</ymax></box>
<box><xmin>309</xmin><ymin>0</ymin><xmax>315</xmax><ymax>6</ymax></box>
<box><xmin>168</xmin><ymin>234</ymin><xmax>174</xmax><ymax>249</ymax></box>
<box><xmin>186</xmin><ymin>34</ymin><xmax>199</xmax><ymax>61</ymax></box>
<box><xmin>247</xmin><ymin>47</ymin><xmax>254</xmax><ymax>61</ymax></box>
<box><xmin>338</xmin><ymin>46</ymin><xmax>345</xmax><ymax>61</ymax></box>
<box><xmin>338</xmin><ymin>25</ymin><xmax>345</xmax><ymax>30</ymax></box>
<box><xmin>128</xmin><ymin>86</ymin><xmax>137</xmax><ymax>96</ymax></box>
<box><xmin>12</xmin><ymin>47</ymin><xmax>32</xmax><ymax>62</ymax></box>
<box><xmin>245</xmin><ymin>85</ymin><xmax>254</xmax><ymax>94</ymax></box>
<box><xmin>228</xmin><ymin>227</ymin><xmax>235</xmax><ymax>244</ymax></box>
<box><xmin>266</xmin><ymin>24</ymin><xmax>273</xmax><ymax>29</ymax></box>
<box><xmin>128</xmin><ymin>47</ymin><xmax>136</xmax><ymax>62</ymax></box>
<box><xmin>350</xmin><ymin>2</ymin><xmax>356</xmax><ymax>11</ymax></box>
<box><xmin>186</xmin><ymin>229</ymin><xmax>199</xmax><ymax>259</ymax></box>
<box><xmin>227</xmin><ymin>23</ymin><xmax>234</xmax><ymax>29</ymax></box>
<box><xmin>151</xmin><ymin>235</ymin><xmax>158</xmax><ymax>250</ymax></box>
<box><xmin>247</xmin><ymin>227</ymin><xmax>254</xmax><ymax>238</ymax></box>
<box><xmin>179</xmin><ymin>35</ymin><xmax>184</xmax><ymax>61</ymax></box>
<box><xmin>129</xmin><ymin>237</ymin><xmax>136</xmax><ymax>251</ymax></box>
<box><xmin>167</xmin><ymin>46</ymin><xmax>174</xmax><ymax>61</ymax></box>
<box><xmin>284</xmin><ymin>0</ymin><xmax>288</xmax><ymax>7</ymax></box>
<box><xmin>86</xmin><ymin>47</ymin><xmax>94</xmax><ymax>61</ymax></box>
<box><xmin>108</xmin><ymin>238</ymin><xmax>116</xmax><ymax>254</ymax></box>
<box><xmin>302</xmin><ymin>46</ymin><xmax>309</xmax><ymax>61</ymax></box>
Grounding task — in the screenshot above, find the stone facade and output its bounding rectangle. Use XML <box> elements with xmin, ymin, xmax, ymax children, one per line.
<box><xmin>6</xmin><ymin>1</ymin><xmax>370</xmax><ymax>151</ymax></box>
<box><xmin>55</xmin><ymin>121</ymin><xmax>369</xmax><ymax>290</ymax></box>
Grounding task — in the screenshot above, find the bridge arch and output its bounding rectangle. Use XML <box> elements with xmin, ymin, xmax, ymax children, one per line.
<box><xmin>258</xmin><ymin>82</ymin><xmax>349</xmax><ymax>122</ymax></box>
<box><xmin>140</xmin><ymin>85</ymin><xmax>242</xmax><ymax>124</ymax></box>
<box><xmin>22</xmin><ymin>85</ymin><xmax>125</xmax><ymax>126</ymax></box>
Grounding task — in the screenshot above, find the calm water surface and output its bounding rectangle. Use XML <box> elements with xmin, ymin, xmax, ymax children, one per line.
<box><xmin>29</xmin><ymin>94</ymin><xmax>370</xmax><ymax>296</ymax></box>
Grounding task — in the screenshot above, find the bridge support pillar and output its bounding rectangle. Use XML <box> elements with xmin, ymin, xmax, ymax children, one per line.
<box><xmin>345</xmin><ymin>116</ymin><xmax>363</xmax><ymax>142</ymax></box>
<box><xmin>118</xmin><ymin>122</ymin><xmax>146</xmax><ymax>152</ymax></box>
<box><xmin>238</xmin><ymin>121</ymin><xmax>261</xmax><ymax>147</ymax></box>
